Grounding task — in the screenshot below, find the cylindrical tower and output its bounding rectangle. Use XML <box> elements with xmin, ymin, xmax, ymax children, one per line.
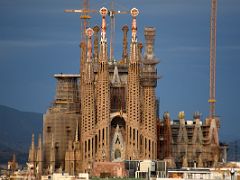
<box><xmin>93</xmin><ymin>26</ymin><xmax>100</xmax><ymax>64</ymax></box>
<box><xmin>122</xmin><ymin>25</ymin><xmax>129</xmax><ymax>63</ymax></box>
<box><xmin>81</xmin><ymin>28</ymin><xmax>96</xmax><ymax>171</ymax></box>
<box><xmin>141</xmin><ymin>27</ymin><xmax>159</xmax><ymax>160</ymax></box>
<box><xmin>126</xmin><ymin>8</ymin><xmax>141</xmax><ymax>160</ymax></box>
<box><xmin>95</xmin><ymin>7</ymin><xmax>111</xmax><ymax>162</ymax></box>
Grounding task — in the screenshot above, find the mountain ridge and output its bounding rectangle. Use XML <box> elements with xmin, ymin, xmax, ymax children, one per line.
<box><xmin>0</xmin><ymin>104</ymin><xmax>239</xmax><ymax>164</ymax></box>
<box><xmin>0</xmin><ymin>105</ymin><xmax>42</xmax><ymax>164</ymax></box>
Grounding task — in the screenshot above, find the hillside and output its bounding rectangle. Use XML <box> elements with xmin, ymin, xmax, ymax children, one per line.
<box><xmin>0</xmin><ymin>105</ymin><xmax>42</xmax><ymax>164</ymax></box>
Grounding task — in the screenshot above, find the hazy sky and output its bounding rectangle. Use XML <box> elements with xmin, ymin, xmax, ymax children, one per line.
<box><xmin>0</xmin><ymin>0</ymin><xmax>240</xmax><ymax>141</ymax></box>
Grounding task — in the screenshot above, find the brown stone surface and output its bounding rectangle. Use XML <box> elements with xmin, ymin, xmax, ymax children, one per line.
<box><xmin>92</xmin><ymin>162</ymin><xmax>127</xmax><ymax>177</ymax></box>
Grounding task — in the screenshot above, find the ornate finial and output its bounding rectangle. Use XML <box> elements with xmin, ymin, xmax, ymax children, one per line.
<box><xmin>163</xmin><ymin>112</ymin><xmax>170</xmax><ymax>120</ymax></box>
<box><xmin>122</xmin><ymin>25</ymin><xmax>129</xmax><ymax>32</ymax></box>
<box><xmin>193</xmin><ymin>112</ymin><xmax>201</xmax><ymax>119</ymax></box>
<box><xmin>178</xmin><ymin>111</ymin><xmax>185</xmax><ymax>119</ymax></box>
<box><xmin>100</xmin><ymin>7</ymin><xmax>108</xmax><ymax>17</ymax></box>
<box><xmin>100</xmin><ymin>7</ymin><xmax>108</xmax><ymax>42</ymax></box>
<box><xmin>130</xmin><ymin>8</ymin><xmax>139</xmax><ymax>42</ymax></box>
<box><xmin>93</xmin><ymin>25</ymin><xmax>100</xmax><ymax>33</ymax></box>
<box><xmin>86</xmin><ymin>27</ymin><xmax>94</xmax><ymax>38</ymax></box>
<box><xmin>130</xmin><ymin>8</ymin><xmax>139</xmax><ymax>17</ymax></box>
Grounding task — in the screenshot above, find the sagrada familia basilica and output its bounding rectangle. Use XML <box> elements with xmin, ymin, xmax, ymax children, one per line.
<box><xmin>28</xmin><ymin>6</ymin><xmax>223</xmax><ymax>177</ymax></box>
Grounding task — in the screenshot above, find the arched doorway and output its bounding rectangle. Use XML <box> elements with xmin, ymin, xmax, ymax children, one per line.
<box><xmin>110</xmin><ymin>116</ymin><xmax>126</xmax><ymax>161</ymax></box>
<box><xmin>111</xmin><ymin>116</ymin><xmax>126</xmax><ymax>128</ymax></box>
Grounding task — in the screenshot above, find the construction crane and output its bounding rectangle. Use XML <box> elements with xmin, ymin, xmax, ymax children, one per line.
<box><xmin>209</xmin><ymin>0</ymin><xmax>217</xmax><ymax>119</ymax></box>
<box><xmin>64</xmin><ymin>0</ymin><xmax>97</xmax><ymax>75</ymax></box>
<box><xmin>64</xmin><ymin>0</ymin><xmax>97</xmax><ymax>43</ymax></box>
<box><xmin>108</xmin><ymin>1</ymin><xmax>129</xmax><ymax>62</ymax></box>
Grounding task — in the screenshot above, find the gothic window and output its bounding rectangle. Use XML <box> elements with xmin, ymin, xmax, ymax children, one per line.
<box><xmin>133</xmin><ymin>129</ymin><xmax>135</xmax><ymax>140</ymax></box>
<box><xmin>130</xmin><ymin>127</ymin><xmax>132</xmax><ymax>139</ymax></box>
<box><xmin>102</xmin><ymin>128</ymin><xmax>105</xmax><ymax>140</ymax></box>
<box><xmin>140</xmin><ymin>135</ymin><xmax>143</xmax><ymax>146</ymax></box>
<box><xmin>106</xmin><ymin>127</ymin><xmax>108</xmax><ymax>145</ymax></box>
<box><xmin>88</xmin><ymin>139</ymin><xmax>90</xmax><ymax>151</ymax></box>
<box><xmin>95</xmin><ymin>135</ymin><xmax>98</xmax><ymax>153</ymax></box>
<box><xmin>149</xmin><ymin>140</ymin><xmax>151</xmax><ymax>152</ymax></box>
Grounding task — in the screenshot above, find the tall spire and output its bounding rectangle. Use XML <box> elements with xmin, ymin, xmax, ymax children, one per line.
<box><xmin>84</xmin><ymin>28</ymin><xmax>94</xmax><ymax>83</ymax></box>
<box><xmin>93</xmin><ymin>26</ymin><xmax>100</xmax><ymax>63</ymax></box>
<box><xmin>36</xmin><ymin>134</ymin><xmax>43</xmax><ymax>176</ymax></box>
<box><xmin>126</xmin><ymin>7</ymin><xmax>141</xmax><ymax>160</ymax></box>
<box><xmin>98</xmin><ymin>7</ymin><xmax>108</xmax><ymax>65</ymax></box>
<box><xmin>31</xmin><ymin>133</ymin><xmax>35</xmax><ymax>149</ymax></box>
<box><xmin>38</xmin><ymin>134</ymin><xmax>42</xmax><ymax>149</ymax></box>
<box><xmin>28</xmin><ymin>133</ymin><xmax>36</xmax><ymax>163</ymax></box>
<box><xmin>80</xmin><ymin>27</ymin><xmax>96</xmax><ymax>170</ymax></box>
<box><xmin>141</xmin><ymin>27</ymin><xmax>159</xmax><ymax>159</ymax></box>
<box><xmin>129</xmin><ymin>8</ymin><xmax>139</xmax><ymax>64</ymax></box>
<box><xmin>130</xmin><ymin>8</ymin><xmax>139</xmax><ymax>43</ymax></box>
<box><xmin>95</xmin><ymin>7</ymin><xmax>110</xmax><ymax>162</ymax></box>
<box><xmin>122</xmin><ymin>25</ymin><xmax>129</xmax><ymax>63</ymax></box>
<box><xmin>80</xmin><ymin>41</ymin><xmax>86</xmax><ymax>74</ymax></box>
<box><xmin>100</xmin><ymin>7</ymin><xmax>108</xmax><ymax>43</ymax></box>
<box><xmin>86</xmin><ymin>28</ymin><xmax>94</xmax><ymax>63</ymax></box>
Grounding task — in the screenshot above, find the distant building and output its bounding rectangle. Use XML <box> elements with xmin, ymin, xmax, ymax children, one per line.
<box><xmin>7</xmin><ymin>154</ymin><xmax>18</xmax><ymax>172</ymax></box>
<box><xmin>158</xmin><ymin>111</ymin><xmax>220</xmax><ymax>168</ymax></box>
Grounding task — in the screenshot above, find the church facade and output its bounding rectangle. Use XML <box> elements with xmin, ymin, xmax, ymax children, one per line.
<box><xmin>28</xmin><ymin>7</ymin><xmax>222</xmax><ymax>177</ymax></box>
<box><xmin>43</xmin><ymin>8</ymin><xmax>159</xmax><ymax>174</ymax></box>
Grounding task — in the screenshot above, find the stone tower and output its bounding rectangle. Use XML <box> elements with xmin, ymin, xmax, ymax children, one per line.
<box><xmin>43</xmin><ymin>74</ymin><xmax>80</xmax><ymax>170</ymax></box>
<box><xmin>95</xmin><ymin>7</ymin><xmax>111</xmax><ymax>162</ymax></box>
<box><xmin>36</xmin><ymin>134</ymin><xmax>43</xmax><ymax>176</ymax></box>
<box><xmin>141</xmin><ymin>27</ymin><xmax>159</xmax><ymax>160</ymax></box>
<box><xmin>80</xmin><ymin>28</ymin><xmax>96</xmax><ymax>172</ymax></box>
<box><xmin>126</xmin><ymin>8</ymin><xmax>141</xmax><ymax>160</ymax></box>
<box><xmin>28</xmin><ymin>134</ymin><xmax>35</xmax><ymax>164</ymax></box>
